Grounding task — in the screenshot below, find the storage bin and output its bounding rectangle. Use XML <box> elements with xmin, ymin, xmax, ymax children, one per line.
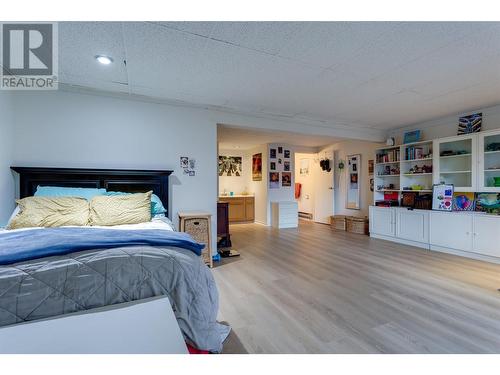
<box><xmin>330</xmin><ymin>215</ymin><xmax>347</xmax><ymax>231</ymax></box>
<box><xmin>346</xmin><ymin>216</ymin><xmax>369</xmax><ymax>235</ymax></box>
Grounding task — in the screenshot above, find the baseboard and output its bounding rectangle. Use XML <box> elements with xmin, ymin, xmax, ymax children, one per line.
<box><xmin>430</xmin><ymin>245</ymin><xmax>500</xmax><ymax>264</ymax></box>
<box><xmin>370</xmin><ymin>233</ymin><xmax>430</xmax><ymax>250</ymax></box>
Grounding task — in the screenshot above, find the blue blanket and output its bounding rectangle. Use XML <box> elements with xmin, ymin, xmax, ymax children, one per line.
<box><xmin>0</xmin><ymin>228</ymin><xmax>205</xmax><ymax>265</ymax></box>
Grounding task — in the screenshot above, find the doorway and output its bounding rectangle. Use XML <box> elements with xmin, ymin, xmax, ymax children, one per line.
<box><xmin>295</xmin><ymin>152</ymin><xmax>334</xmax><ymax>224</ymax></box>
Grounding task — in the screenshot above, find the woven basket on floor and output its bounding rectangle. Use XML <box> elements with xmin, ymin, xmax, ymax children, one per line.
<box><xmin>330</xmin><ymin>215</ymin><xmax>347</xmax><ymax>231</ymax></box>
<box><xmin>346</xmin><ymin>216</ymin><xmax>369</xmax><ymax>235</ymax></box>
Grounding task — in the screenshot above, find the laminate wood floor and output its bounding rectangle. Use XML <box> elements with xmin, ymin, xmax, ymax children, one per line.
<box><xmin>213</xmin><ymin>220</ymin><xmax>500</xmax><ymax>354</ymax></box>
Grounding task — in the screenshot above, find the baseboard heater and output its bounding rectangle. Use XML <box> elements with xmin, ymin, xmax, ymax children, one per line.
<box><xmin>298</xmin><ymin>212</ymin><xmax>313</xmax><ymax>220</ymax></box>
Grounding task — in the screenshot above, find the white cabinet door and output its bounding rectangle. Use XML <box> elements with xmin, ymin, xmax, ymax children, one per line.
<box><xmin>477</xmin><ymin>130</ymin><xmax>500</xmax><ymax>192</ymax></box>
<box><xmin>433</xmin><ymin>134</ymin><xmax>477</xmax><ymax>191</ymax></box>
<box><xmin>396</xmin><ymin>209</ymin><xmax>429</xmax><ymax>243</ymax></box>
<box><xmin>430</xmin><ymin>211</ymin><xmax>473</xmax><ymax>251</ymax></box>
<box><xmin>369</xmin><ymin>206</ymin><xmax>395</xmax><ymax>237</ymax></box>
<box><xmin>472</xmin><ymin>215</ymin><xmax>500</xmax><ymax>258</ymax></box>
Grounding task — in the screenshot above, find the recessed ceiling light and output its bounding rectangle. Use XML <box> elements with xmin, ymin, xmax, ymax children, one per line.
<box><xmin>95</xmin><ymin>55</ymin><xmax>113</xmax><ymax>65</ymax></box>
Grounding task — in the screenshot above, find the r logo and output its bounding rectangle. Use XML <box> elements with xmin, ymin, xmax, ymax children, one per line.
<box><xmin>2</xmin><ymin>23</ymin><xmax>53</xmax><ymax>76</ymax></box>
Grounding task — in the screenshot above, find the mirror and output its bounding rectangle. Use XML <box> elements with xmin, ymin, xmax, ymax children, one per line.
<box><xmin>346</xmin><ymin>154</ymin><xmax>361</xmax><ymax>210</ymax></box>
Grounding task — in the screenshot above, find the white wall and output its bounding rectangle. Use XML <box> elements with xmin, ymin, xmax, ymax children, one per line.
<box><xmin>218</xmin><ymin>149</ymin><xmax>251</xmax><ymax>195</ymax></box>
<box><xmin>388</xmin><ymin>103</ymin><xmax>500</xmax><ymax>142</ymax></box>
<box><xmin>11</xmin><ymin>91</ymin><xmax>218</xmax><ymax>253</ymax></box>
<box><xmin>266</xmin><ymin>143</ymin><xmax>295</xmax><ymax>225</ymax></box>
<box><xmin>321</xmin><ymin>140</ymin><xmax>381</xmax><ymax>218</ymax></box>
<box><xmin>0</xmin><ymin>92</ymin><xmax>15</xmax><ymax>226</ymax></box>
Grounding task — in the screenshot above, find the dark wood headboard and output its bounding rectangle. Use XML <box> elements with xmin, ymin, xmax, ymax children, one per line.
<box><xmin>10</xmin><ymin>167</ymin><xmax>173</xmax><ymax>216</ymax></box>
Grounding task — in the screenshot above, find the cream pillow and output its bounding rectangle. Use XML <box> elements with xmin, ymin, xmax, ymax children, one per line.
<box><xmin>8</xmin><ymin>197</ymin><xmax>90</xmax><ymax>229</ymax></box>
<box><xmin>90</xmin><ymin>191</ymin><xmax>152</xmax><ymax>226</ymax></box>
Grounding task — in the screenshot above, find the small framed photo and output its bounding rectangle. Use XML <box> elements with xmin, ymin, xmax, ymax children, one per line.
<box><xmin>403</xmin><ymin>130</ymin><xmax>421</xmax><ymax>144</ymax></box>
<box><xmin>278</xmin><ymin>146</ymin><xmax>283</xmax><ymax>154</ymax></box>
<box><xmin>180</xmin><ymin>156</ymin><xmax>189</xmax><ymax>168</ymax></box>
<box><xmin>270</xmin><ymin>162</ymin><xmax>276</xmax><ymax>171</ymax></box>
<box><xmin>278</xmin><ymin>158</ymin><xmax>282</xmax><ymax>164</ymax></box>
<box><xmin>270</xmin><ymin>148</ymin><xmax>276</xmax><ymax>159</ymax></box>
<box><xmin>284</xmin><ymin>161</ymin><xmax>290</xmax><ymax>171</ymax></box>
<box><xmin>281</xmin><ymin>172</ymin><xmax>291</xmax><ymax>187</ymax></box>
<box><xmin>284</xmin><ymin>149</ymin><xmax>290</xmax><ymax>158</ymax></box>
<box><xmin>269</xmin><ymin>172</ymin><xmax>280</xmax><ymax>189</ymax></box>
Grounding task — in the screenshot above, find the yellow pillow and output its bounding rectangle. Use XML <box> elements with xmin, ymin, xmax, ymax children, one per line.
<box><xmin>89</xmin><ymin>191</ymin><xmax>152</xmax><ymax>226</ymax></box>
<box><xmin>8</xmin><ymin>196</ymin><xmax>90</xmax><ymax>229</ymax></box>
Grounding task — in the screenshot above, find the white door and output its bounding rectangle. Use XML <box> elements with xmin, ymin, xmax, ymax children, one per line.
<box><xmin>472</xmin><ymin>215</ymin><xmax>500</xmax><ymax>258</ymax></box>
<box><xmin>369</xmin><ymin>206</ymin><xmax>395</xmax><ymax>237</ymax></box>
<box><xmin>429</xmin><ymin>211</ymin><xmax>473</xmax><ymax>251</ymax></box>
<box><xmin>314</xmin><ymin>153</ymin><xmax>334</xmax><ymax>224</ymax></box>
<box><xmin>396</xmin><ymin>208</ymin><xmax>429</xmax><ymax>243</ymax></box>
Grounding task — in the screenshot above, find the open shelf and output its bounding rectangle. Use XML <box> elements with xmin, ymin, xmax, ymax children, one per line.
<box><xmin>401</xmin><ymin>157</ymin><xmax>433</xmax><ymax>162</ymax></box>
<box><xmin>440</xmin><ymin>170</ymin><xmax>471</xmax><ymax>174</ymax></box>
<box><xmin>439</xmin><ymin>153</ymin><xmax>471</xmax><ymax>159</ymax></box>
<box><xmin>376</xmin><ymin>174</ymin><xmax>400</xmax><ymax>177</ymax></box>
<box><xmin>403</xmin><ymin>173</ymin><xmax>432</xmax><ymax>176</ymax></box>
<box><xmin>375</xmin><ymin>161</ymin><xmax>400</xmax><ymax>166</ymax></box>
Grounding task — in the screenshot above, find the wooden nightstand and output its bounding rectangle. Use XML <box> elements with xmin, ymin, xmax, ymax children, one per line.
<box><xmin>178</xmin><ymin>211</ymin><xmax>212</xmax><ymax>268</ymax></box>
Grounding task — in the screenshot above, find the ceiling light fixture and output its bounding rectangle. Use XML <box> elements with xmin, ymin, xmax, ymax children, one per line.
<box><xmin>95</xmin><ymin>55</ymin><xmax>114</xmax><ymax>65</ymax></box>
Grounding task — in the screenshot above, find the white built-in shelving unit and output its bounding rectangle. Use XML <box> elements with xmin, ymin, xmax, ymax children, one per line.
<box><xmin>374</xmin><ymin>140</ymin><xmax>433</xmax><ymax>204</ymax></box>
<box><xmin>374</xmin><ymin>129</ymin><xmax>500</xmax><ymax>205</ymax></box>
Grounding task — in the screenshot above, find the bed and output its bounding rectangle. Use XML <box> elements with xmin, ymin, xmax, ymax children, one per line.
<box><xmin>0</xmin><ymin>167</ymin><xmax>229</xmax><ymax>353</ymax></box>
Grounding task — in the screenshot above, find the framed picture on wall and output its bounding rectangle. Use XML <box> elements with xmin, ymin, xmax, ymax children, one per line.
<box><xmin>368</xmin><ymin>159</ymin><xmax>374</xmax><ymax>175</ymax></box>
<box><xmin>270</xmin><ymin>148</ymin><xmax>276</xmax><ymax>159</ymax></box>
<box><xmin>284</xmin><ymin>161</ymin><xmax>290</xmax><ymax>171</ymax></box>
<box><xmin>269</xmin><ymin>172</ymin><xmax>280</xmax><ymax>189</ymax></box>
<box><xmin>278</xmin><ymin>146</ymin><xmax>283</xmax><ymax>154</ymax></box>
<box><xmin>282</xmin><ymin>172</ymin><xmax>291</xmax><ymax>187</ymax></box>
<box><xmin>252</xmin><ymin>153</ymin><xmax>262</xmax><ymax>181</ymax></box>
<box><xmin>284</xmin><ymin>149</ymin><xmax>290</xmax><ymax>158</ymax></box>
<box><xmin>218</xmin><ymin>156</ymin><xmax>242</xmax><ymax>177</ymax></box>
<box><xmin>270</xmin><ymin>161</ymin><xmax>276</xmax><ymax>171</ymax></box>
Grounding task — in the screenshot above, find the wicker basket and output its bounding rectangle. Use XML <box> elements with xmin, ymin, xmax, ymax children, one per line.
<box><xmin>183</xmin><ymin>218</ymin><xmax>209</xmax><ymax>245</ymax></box>
<box><xmin>346</xmin><ymin>216</ymin><xmax>369</xmax><ymax>235</ymax></box>
<box><xmin>331</xmin><ymin>215</ymin><xmax>347</xmax><ymax>231</ymax></box>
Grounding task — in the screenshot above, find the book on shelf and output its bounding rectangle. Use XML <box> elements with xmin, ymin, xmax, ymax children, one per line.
<box><xmin>376</xmin><ymin>149</ymin><xmax>400</xmax><ymax>163</ymax></box>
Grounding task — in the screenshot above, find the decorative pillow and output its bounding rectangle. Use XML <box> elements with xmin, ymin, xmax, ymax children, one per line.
<box><xmin>35</xmin><ymin>186</ymin><xmax>107</xmax><ymax>201</ymax></box>
<box><xmin>7</xmin><ymin>197</ymin><xmax>90</xmax><ymax>230</ymax></box>
<box><xmin>105</xmin><ymin>191</ymin><xmax>166</xmax><ymax>215</ymax></box>
<box><xmin>90</xmin><ymin>191</ymin><xmax>152</xmax><ymax>226</ymax></box>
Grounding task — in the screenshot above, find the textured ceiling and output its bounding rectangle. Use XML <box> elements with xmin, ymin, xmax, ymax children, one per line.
<box><xmin>59</xmin><ymin>21</ymin><xmax>500</xmax><ymax>134</ymax></box>
<box><xmin>218</xmin><ymin>124</ymin><xmax>342</xmax><ymax>150</ymax></box>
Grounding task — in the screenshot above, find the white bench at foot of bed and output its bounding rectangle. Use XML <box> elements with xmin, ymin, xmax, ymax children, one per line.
<box><xmin>0</xmin><ymin>296</ymin><xmax>188</xmax><ymax>354</ymax></box>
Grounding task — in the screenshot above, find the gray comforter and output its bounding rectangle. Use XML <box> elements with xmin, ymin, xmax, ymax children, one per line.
<box><xmin>0</xmin><ymin>245</ymin><xmax>230</xmax><ymax>352</ymax></box>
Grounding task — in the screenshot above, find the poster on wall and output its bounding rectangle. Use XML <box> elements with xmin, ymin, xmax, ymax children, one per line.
<box><xmin>284</xmin><ymin>161</ymin><xmax>290</xmax><ymax>171</ymax></box>
<box><xmin>218</xmin><ymin>156</ymin><xmax>242</xmax><ymax>177</ymax></box>
<box><xmin>284</xmin><ymin>149</ymin><xmax>290</xmax><ymax>158</ymax></box>
<box><xmin>458</xmin><ymin>112</ymin><xmax>482</xmax><ymax>135</ymax></box>
<box><xmin>432</xmin><ymin>184</ymin><xmax>454</xmax><ymax>211</ymax></box>
<box><xmin>270</xmin><ymin>148</ymin><xmax>276</xmax><ymax>159</ymax></box>
<box><xmin>270</xmin><ymin>162</ymin><xmax>276</xmax><ymax>171</ymax></box>
<box><xmin>252</xmin><ymin>153</ymin><xmax>262</xmax><ymax>181</ymax></box>
<box><xmin>269</xmin><ymin>172</ymin><xmax>280</xmax><ymax>189</ymax></box>
<box><xmin>475</xmin><ymin>193</ymin><xmax>500</xmax><ymax>214</ymax></box>
<box><xmin>300</xmin><ymin>159</ymin><xmax>309</xmax><ymax>175</ymax></box>
<box><xmin>452</xmin><ymin>192</ymin><xmax>475</xmax><ymax>211</ymax></box>
<box><xmin>282</xmin><ymin>172</ymin><xmax>291</xmax><ymax>187</ymax></box>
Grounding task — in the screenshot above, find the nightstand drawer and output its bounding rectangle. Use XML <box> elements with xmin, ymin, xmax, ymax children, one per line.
<box><xmin>183</xmin><ymin>218</ymin><xmax>209</xmax><ymax>244</ymax></box>
<box><xmin>178</xmin><ymin>211</ymin><xmax>213</xmax><ymax>268</ymax></box>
